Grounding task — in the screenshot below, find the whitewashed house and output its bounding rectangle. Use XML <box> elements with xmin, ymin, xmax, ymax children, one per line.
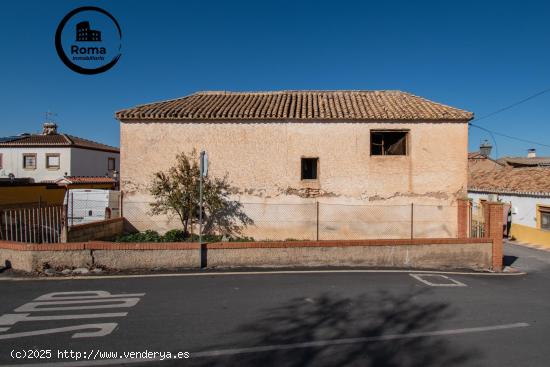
<box><xmin>0</xmin><ymin>122</ymin><xmax>120</xmax><ymax>183</ymax></box>
<box><xmin>469</xmin><ymin>162</ymin><xmax>550</xmax><ymax>246</ymax></box>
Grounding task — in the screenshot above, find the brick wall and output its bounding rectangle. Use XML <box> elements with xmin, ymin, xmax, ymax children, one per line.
<box><xmin>486</xmin><ymin>202</ymin><xmax>504</xmax><ymax>271</ymax></box>
<box><xmin>457</xmin><ymin>198</ymin><xmax>470</xmax><ymax>238</ymax></box>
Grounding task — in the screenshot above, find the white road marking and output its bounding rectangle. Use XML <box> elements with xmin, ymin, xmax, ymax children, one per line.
<box><xmin>0</xmin><ymin>291</ymin><xmax>144</xmax><ymax>340</ymax></box>
<box><xmin>35</xmin><ymin>291</ymin><xmax>145</xmax><ymax>301</ymax></box>
<box><xmin>410</xmin><ymin>274</ymin><xmax>467</xmax><ymax>287</ymax></box>
<box><xmin>0</xmin><ymin>268</ymin><xmax>526</xmax><ymax>282</ymax></box>
<box><xmin>0</xmin><ymin>312</ymin><xmax>128</xmax><ymax>326</ymax></box>
<box><xmin>15</xmin><ymin>298</ymin><xmax>141</xmax><ymax>312</ymax></box>
<box><xmin>0</xmin><ymin>323</ymin><xmax>118</xmax><ymax>340</ymax></box>
<box><xmin>0</xmin><ymin>322</ymin><xmax>530</xmax><ymax>367</ymax></box>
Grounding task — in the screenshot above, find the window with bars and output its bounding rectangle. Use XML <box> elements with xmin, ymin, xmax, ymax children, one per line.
<box><xmin>23</xmin><ymin>153</ymin><xmax>37</xmax><ymax>170</ymax></box>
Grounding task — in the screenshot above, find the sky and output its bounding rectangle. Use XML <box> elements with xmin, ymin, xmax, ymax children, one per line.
<box><xmin>1</xmin><ymin>0</ymin><xmax>550</xmax><ymax>158</ymax></box>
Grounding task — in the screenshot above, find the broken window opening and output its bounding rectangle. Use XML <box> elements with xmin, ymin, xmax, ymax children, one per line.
<box><xmin>301</xmin><ymin>158</ymin><xmax>318</xmax><ymax>180</ymax></box>
<box><xmin>370</xmin><ymin>131</ymin><xmax>408</xmax><ymax>156</ymax></box>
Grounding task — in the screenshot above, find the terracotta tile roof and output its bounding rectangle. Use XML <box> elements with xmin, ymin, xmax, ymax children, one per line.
<box><xmin>468</xmin><ymin>151</ymin><xmax>504</xmax><ymax>165</ymax></box>
<box><xmin>116</xmin><ymin>90</ymin><xmax>473</xmax><ymax>121</ymax></box>
<box><xmin>497</xmin><ymin>156</ymin><xmax>550</xmax><ymax>167</ymax></box>
<box><xmin>0</xmin><ymin>133</ymin><xmax>119</xmax><ymax>153</ymax></box>
<box><xmin>56</xmin><ymin>176</ymin><xmax>116</xmax><ymax>185</ymax></box>
<box><xmin>469</xmin><ymin>167</ymin><xmax>550</xmax><ymax>195</ymax></box>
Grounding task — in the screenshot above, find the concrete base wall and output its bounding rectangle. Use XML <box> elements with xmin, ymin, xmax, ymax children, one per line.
<box><xmin>93</xmin><ymin>249</ymin><xmax>199</xmax><ymax>269</ymax></box>
<box><xmin>0</xmin><ymin>238</ymin><xmax>496</xmax><ymax>272</ymax></box>
<box><xmin>0</xmin><ymin>248</ymin><xmax>90</xmax><ymax>272</ymax></box>
<box><xmin>206</xmin><ymin>243</ymin><xmax>491</xmax><ymax>270</ymax></box>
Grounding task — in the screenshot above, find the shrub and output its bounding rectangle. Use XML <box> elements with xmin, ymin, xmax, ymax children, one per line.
<box><xmin>115</xmin><ymin>230</ymin><xmax>255</xmax><ymax>243</ymax></box>
<box><xmin>162</xmin><ymin>229</ymin><xmax>187</xmax><ymax>242</ymax></box>
<box><xmin>116</xmin><ymin>230</ymin><xmax>162</xmax><ymax>242</ymax></box>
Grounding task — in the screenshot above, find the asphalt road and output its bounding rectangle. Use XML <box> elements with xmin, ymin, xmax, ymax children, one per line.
<box><xmin>0</xmin><ymin>241</ymin><xmax>549</xmax><ymax>367</ymax></box>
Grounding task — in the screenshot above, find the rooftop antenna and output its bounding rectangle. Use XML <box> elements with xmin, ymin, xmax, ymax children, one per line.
<box><xmin>42</xmin><ymin>111</ymin><xmax>59</xmax><ymax>135</ymax></box>
<box><xmin>45</xmin><ymin>111</ymin><xmax>57</xmax><ymax>123</ymax></box>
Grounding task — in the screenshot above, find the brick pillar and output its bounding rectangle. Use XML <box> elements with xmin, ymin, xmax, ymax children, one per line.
<box><xmin>482</xmin><ymin>201</ymin><xmax>490</xmax><ymax>237</ymax></box>
<box><xmin>457</xmin><ymin>198</ymin><xmax>470</xmax><ymax>238</ymax></box>
<box><xmin>484</xmin><ymin>202</ymin><xmax>504</xmax><ymax>271</ymax></box>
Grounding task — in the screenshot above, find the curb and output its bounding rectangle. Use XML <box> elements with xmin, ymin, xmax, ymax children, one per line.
<box><xmin>0</xmin><ymin>268</ymin><xmax>527</xmax><ymax>281</ymax></box>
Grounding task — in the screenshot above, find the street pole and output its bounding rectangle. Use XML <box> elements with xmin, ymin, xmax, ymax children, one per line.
<box><xmin>199</xmin><ymin>151</ymin><xmax>204</xmax><ymax>245</ymax></box>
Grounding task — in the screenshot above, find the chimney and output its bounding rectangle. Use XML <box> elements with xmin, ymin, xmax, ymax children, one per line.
<box><xmin>42</xmin><ymin>122</ymin><xmax>58</xmax><ymax>135</ymax></box>
<box><xmin>479</xmin><ymin>140</ymin><xmax>492</xmax><ymax>157</ymax></box>
<box><xmin>527</xmin><ymin>148</ymin><xmax>536</xmax><ymax>158</ymax></box>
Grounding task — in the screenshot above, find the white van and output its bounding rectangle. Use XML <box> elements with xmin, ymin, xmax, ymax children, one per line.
<box><xmin>65</xmin><ymin>189</ymin><xmax>121</xmax><ymax>225</ymax></box>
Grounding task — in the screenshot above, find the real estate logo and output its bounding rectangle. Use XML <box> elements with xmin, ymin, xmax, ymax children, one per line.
<box><xmin>55</xmin><ymin>6</ymin><xmax>122</xmax><ymax>75</ymax></box>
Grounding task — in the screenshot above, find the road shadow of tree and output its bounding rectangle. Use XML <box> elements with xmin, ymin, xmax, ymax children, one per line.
<box><xmin>186</xmin><ymin>289</ymin><xmax>480</xmax><ymax>367</ymax></box>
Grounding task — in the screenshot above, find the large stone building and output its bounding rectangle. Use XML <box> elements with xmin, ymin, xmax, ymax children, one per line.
<box><xmin>116</xmin><ymin>90</ymin><xmax>472</xmax><ymax>239</ymax></box>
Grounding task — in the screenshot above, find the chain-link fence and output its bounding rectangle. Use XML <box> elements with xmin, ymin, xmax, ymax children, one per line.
<box><xmin>122</xmin><ymin>200</ymin><xmax>458</xmax><ymax>240</ymax></box>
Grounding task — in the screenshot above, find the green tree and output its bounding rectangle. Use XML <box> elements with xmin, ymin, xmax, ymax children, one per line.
<box><xmin>149</xmin><ymin>150</ymin><xmax>252</xmax><ymax>238</ymax></box>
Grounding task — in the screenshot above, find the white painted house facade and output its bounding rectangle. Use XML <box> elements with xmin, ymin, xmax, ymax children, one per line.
<box><xmin>0</xmin><ymin>123</ymin><xmax>120</xmax><ymax>183</ymax></box>
<box><xmin>469</xmin><ymin>163</ymin><xmax>550</xmax><ymax>246</ymax></box>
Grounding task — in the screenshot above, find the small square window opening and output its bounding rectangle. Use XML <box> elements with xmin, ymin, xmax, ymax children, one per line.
<box><xmin>301</xmin><ymin>158</ymin><xmax>318</xmax><ymax>180</ymax></box>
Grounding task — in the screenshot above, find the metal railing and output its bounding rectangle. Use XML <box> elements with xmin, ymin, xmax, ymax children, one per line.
<box><xmin>470</xmin><ymin>202</ymin><xmax>485</xmax><ymax>238</ymax></box>
<box><xmin>0</xmin><ymin>205</ymin><xmax>64</xmax><ymax>243</ymax></box>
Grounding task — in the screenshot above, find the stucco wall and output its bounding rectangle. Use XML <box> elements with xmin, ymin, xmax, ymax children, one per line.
<box><xmin>0</xmin><ymin>147</ymin><xmax>71</xmax><ymax>182</ymax></box>
<box><xmin>121</xmin><ymin>121</ymin><xmax>468</xmax><ymax>238</ymax></box>
<box><xmin>70</xmin><ymin>148</ymin><xmax>120</xmax><ymax>177</ymax></box>
<box><xmin>0</xmin><ymin>248</ymin><xmax>90</xmax><ymax>272</ymax></box>
<box><xmin>206</xmin><ymin>242</ymin><xmax>492</xmax><ymax>270</ymax></box>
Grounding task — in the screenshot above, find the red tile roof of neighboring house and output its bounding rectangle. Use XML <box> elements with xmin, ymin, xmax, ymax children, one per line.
<box><xmin>468</xmin><ymin>151</ymin><xmax>505</xmax><ymax>166</ymax></box>
<box><xmin>0</xmin><ymin>133</ymin><xmax>119</xmax><ymax>153</ymax></box>
<box><xmin>469</xmin><ymin>167</ymin><xmax>550</xmax><ymax>195</ymax></box>
<box><xmin>56</xmin><ymin>176</ymin><xmax>117</xmax><ymax>185</ymax></box>
<box><xmin>497</xmin><ymin>156</ymin><xmax>550</xmax><ymax>167</ymax></box>
<box><xmin>116</xmin><ymin>90</ymin><xmax>473</xmax><ymax>121</ymax></box>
